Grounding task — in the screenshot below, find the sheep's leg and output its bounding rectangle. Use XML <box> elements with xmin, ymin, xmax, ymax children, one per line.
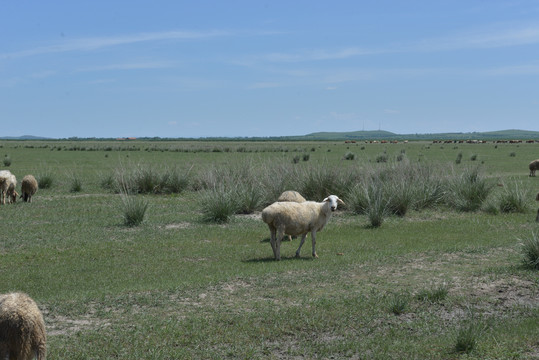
<box><xmin>269</xmin><ymin>228</ymin><xmax>278</xmax><ymax>259</ymax></box>
<box><xmin>295</xmin><ymin>233</ymin><xmax>308</xmax><ymax>258</ymax></box>
<box><xmin>275</xmin><ymin>226</ymin><xmax>285</xmax><ymax>260</ymax></box>
<box><xmin>311</xmin><ymin>231</ymin><xmax>318</xmax><ymax>258</ymax></box>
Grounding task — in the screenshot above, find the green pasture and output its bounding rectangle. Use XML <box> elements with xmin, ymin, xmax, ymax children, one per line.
<box><xmin>0</xmin><ymin>140</ymin><xmax>538</xmax><ymax>359</ymax></box>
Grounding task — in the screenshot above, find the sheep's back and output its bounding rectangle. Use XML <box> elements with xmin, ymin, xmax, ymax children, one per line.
<box><xmin>262</xmin><ymin>201</ymin><xmax>322</xmax><ymax>235</ymax></box>
<box><xmin>277</xmin><ymin>191</ymin><xmax>306</xmax><ymax>203</ymax></box>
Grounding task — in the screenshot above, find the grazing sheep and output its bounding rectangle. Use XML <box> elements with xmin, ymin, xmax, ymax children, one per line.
<box><xmin>261</xmin><ymin>195</ymin><xmax>345</xmax><ymax>260</ymax></box>
<box><xmin>529</xmin><ymin>159</ymin><xmax>539</xmax><ymax>177</ymax></box>
<box><xmin>277</xmin><ymin>191</ymin><xmax>307</xmax><ymax>241</ymax></box>
<box><xmin>21</xmin><ymin>175</ymin><xmax>38</xmax><ymax>203</ymax></box>
<box><xmin>0</xmin><ymin>292</ymin><xmax>46</xmax><ymax>360</ymax></box>
<box><xmin>0</xmin><ymin>170</ymin><xmax>17</xmax><ymax>205</ymax></box>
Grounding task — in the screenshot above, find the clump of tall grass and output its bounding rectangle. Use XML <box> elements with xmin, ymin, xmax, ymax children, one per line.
<box><xmin>234</xmin><ymin>182</ymin><xmax>266</xmax><ymax>214</ymax></box>
<box><xmin>497</xmin><ymin>180</ymin><xmax>528</xmax><ymax>213</ymax></box>
<box><xmin>37</xmin><ymin>172</ymin><xmax>54</xmax><ymax>189</ymax></box>
<box><xmin>100</xmin><ymin>173</ymin><xmax>115</xmax><ymax>191</ymax></box>
<box><xmin>257</xmin><ymin>162</ymin><xmax>299</xmax><ymax>204</ymax></box>
<box><xmin>299</xmin><ymin>163</ymin><xmax>358</xmax><ymax>202</ymax></box>
<box><xmin>447</xmin><ymin>166</ymin><xmax>492</xmax><ymax>212</ymax></box>
<box><xmin>69</xmin><ymin>177</ymin><xmax>83</xmax><ymax>193</ymax></box>
<box><xmin>388</xmin><ymin>293</ymin><xmax>409</xmax><ymax>315</ymax></box>
<box><xmin>520</xmin><ymin>232</ymin><xmax>539</xmax><ymax>270</ymax></box>
<box><xmin>455</xmin><ymin>152</ymin><xmax>463</xmax><ymax>164</ymax></box>
<box><xmin>200</xmin><ymin>186</ymin><xmax>239</xmax><ymax>223</ymax></box>
<box><xmin>348</xmin><ymin>181</ymin><xmax>389</xmax><ymax>228</ymax></box>
<box><xmin>343</xmin><ymin>152</ymin><xmax>355</xmax><ymax>160</ymax></box>
<box><xmin>113</xmin><ymin>164</ymin><xmax>192</xmax><ymax>194</ymax></box>
<box><xmin>384</xmin><ymin>178</ymin><xmax>414</xmax><ymax>217</ymax></box>
<box><xmin>3</xmin><ymin>155</ymin><xmax>11</xmax><ymax>167</ymax></box>
<box><xmin>416</xmin><ymin>283</ymin><xmax>449</xmax><ymax>303</ymax></box>
<box><xmin>346</xmin><ymin>161</ymin><xmax>448</xmax><ymax>226</ymax></box>
<box><xmin>401</xmin><ymin>162</ymin><xmax>447</xmax><ymax>211</ymax></box>
<box><xmin>119</xmin><ymin>191</ymin><xmax>148</xmax><ymax>227</ymax></box>
<box><xmin>375</xmin><ymin>153</ymin><xmax>388</xmax><ymax>163</ymax></box>
<box><xmin>453</xmin><ymin>317</ymin><xmax>487</xmax><ymax>354</ymax></box>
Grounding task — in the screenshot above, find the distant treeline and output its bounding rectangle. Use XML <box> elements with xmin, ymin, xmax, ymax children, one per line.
<box><xmin>1</xmin><ymin>129</ymin><xmax>539</xmax><ymax>141</ymax></box>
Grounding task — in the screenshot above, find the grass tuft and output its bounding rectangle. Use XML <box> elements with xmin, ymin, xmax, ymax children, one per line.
<box><xmin>37</xmin><ymin>172</ymin><xmax>54</xmax><ymax>189</ymax></box>
<box><xmin>521</xmin><ymin>232</ymin><xmax>539</xmax><ymax>270</ymax></box>
<box><xmin>120</xmin><ymin>193</ymin><xmax>148</xmax><ymax>226</ymax></box>
<box><xmin>498</xmin><ymin>180</ymin><xmax>529</xmax><ymax>213</ymax></box>
<box><xmin>448</xmin><ymin>166</ymin><xmax>492</xmax><ymax>212</ymax></box>
<box><xmin>454</xmin><ymin>319</ymin><xmax>486</xmax><ymax>354</ymax></box>
<box><xmin>388</xmin><ymin>293</ymin><xmax>409</xmax><ymax>315</ymax></box>
<box><xmin>416</xmin><ymin>283</ymin><xmax>449</xmax><ymax>303</ymax></box>
<box><xmin>200</xmin><ymin>186</ymin><xmax>239</xmax><ymax>223</ymax></box>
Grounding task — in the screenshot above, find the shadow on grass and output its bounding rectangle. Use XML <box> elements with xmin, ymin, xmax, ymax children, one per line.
<box><xmin>242</xmin><ymin>255</ymin><xmax>316</xmax><ymax>263</ymax></box>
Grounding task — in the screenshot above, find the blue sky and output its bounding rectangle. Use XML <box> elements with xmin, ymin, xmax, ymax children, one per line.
<box><xmin>2</xmin><ymin>1</ymin><xmax>539</xmax><ymax>138</ymax></box>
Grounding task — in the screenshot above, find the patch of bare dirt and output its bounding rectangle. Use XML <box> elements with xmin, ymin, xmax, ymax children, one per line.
<box><xmin>164</xmin><ymin>222</ymin><xmax>191</xmax><ymax>230</ymax></box>
<box><xmin>42</xmin><ymin>307</ymin><xmax>110</xmax><ymax>336</ymax></box>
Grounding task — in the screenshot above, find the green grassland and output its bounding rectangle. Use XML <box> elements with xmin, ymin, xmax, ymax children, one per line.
<box><xmin>1</xmin><ymin>140</ymin><xmax>538</xmax><ymax>359</ymax></box>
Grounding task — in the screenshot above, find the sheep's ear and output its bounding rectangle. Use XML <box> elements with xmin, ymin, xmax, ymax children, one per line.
<box><xmin>337</xmin><ymin>198</ymin><xmax>345</xmax><ymax>206</ymax></box>
<box><xmin>323</xmin><ymin>197</ymin><xmax>329</xmax><ymax>202</ymax></box>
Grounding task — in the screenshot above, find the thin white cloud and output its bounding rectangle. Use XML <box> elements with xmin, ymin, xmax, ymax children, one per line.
<box><xmin>238</xmin><ymin>24</ymin><xmax>539</xmax><ymax>67</ymax></box>
<box><xmin>78</xmin><ymin>61</ymin><xmax>176</xmax><ymax>72</ymax></box>
<box><xmin>248</xmin><ymin>82</ymin><xmax>284</xmax><ymax>89</ymax></box>
<box><xmin>0</xmin><ymin>30</ymin><xmax>230</xmax><ymax>59</ymax></box>
<box><xmin>410</xmin><ymin>24</ymin><xmax>539</xmax><ymax>52</ymax></box>
<box><xmin>482</xmin><ymin>63</ymin><xmax>539</xmax><ymax>76</ymax></box>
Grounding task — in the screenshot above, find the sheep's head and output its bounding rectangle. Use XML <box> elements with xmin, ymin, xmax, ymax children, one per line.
<box><xmin>9</xmin><ymin>190</ymin><xmax>18</xmax><ymax>203</ymax></box>
<box><xmin>323</xmin><ymin>195</ymin><xmax>345</xmax><ymax>212</ymax></box>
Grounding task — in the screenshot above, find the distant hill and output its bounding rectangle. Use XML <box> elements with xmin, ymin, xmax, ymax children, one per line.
<box><xmin>1</xmin><ymin>130</ymin><xmax>538</xmax><ymax>141</ymax></box>
<box><xmin>298</xmin><ymin>129</ymin><xmax>539</xmax><ymax>141</ymax></box>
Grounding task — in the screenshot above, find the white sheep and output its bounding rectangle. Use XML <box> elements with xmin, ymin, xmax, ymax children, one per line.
<box><xmin>529</xmin><ymin>159</ymin><xmax>539</xmax><ymax>177</ymax></box>
<box><xmin>261</xmin><ymin>195</ymin><xmax>345</xmax><ymax>260</ymax></box>
<box><xmin>21</xmin><ymin>175</ymin><xmax>38</xmax><ymax>203</ymax></box>
<box><xmin>277</xmin><ymin>190</ymin><xmax>307</xmax><ymax>241</ymax></box>
<box><xmin>0</xmin><ymin>292</ymin><xmax>47</xmax><ymax>360</ymax></box>
<box><xmin>0</xmin><ymin>170</ymin><xmax>17</xmax><ymax>205</ymax></box>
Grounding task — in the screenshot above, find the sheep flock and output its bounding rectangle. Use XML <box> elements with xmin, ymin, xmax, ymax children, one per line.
<box><xmin>0</xmin><ymin>171</ymin><xmax>37</xmax><ymax>205</ymax></box>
